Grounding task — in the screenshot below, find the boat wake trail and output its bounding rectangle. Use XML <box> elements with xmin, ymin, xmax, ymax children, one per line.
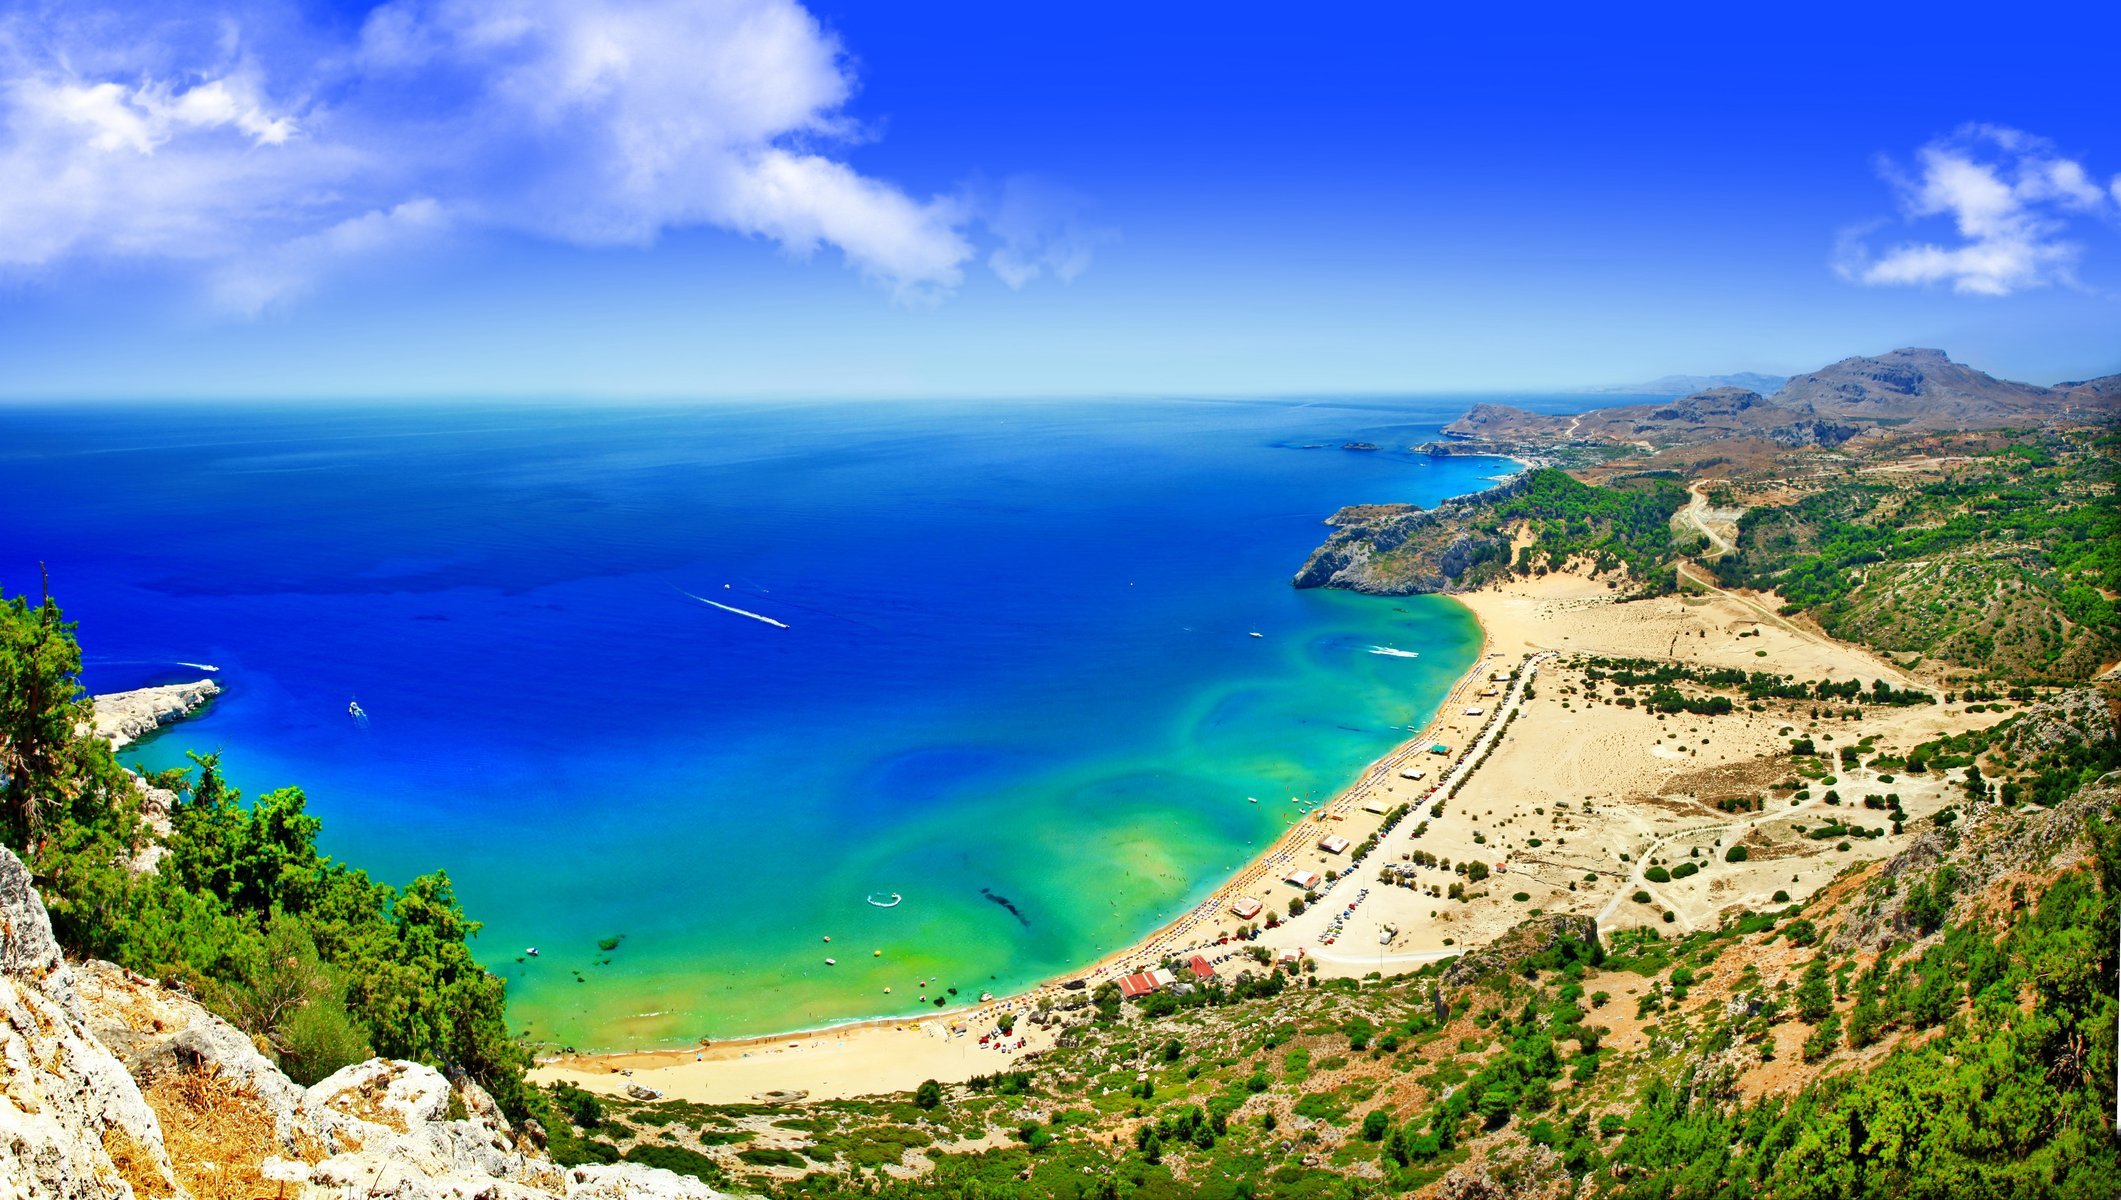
<box><xmin>1367</xmin><ymin>646</ymin><xmax>1420</xmax><ymax>658</ymax></box>
<box><xmin>671</xmin><ymin>586</ymin><xmax>790</xmax><ymax>629</ymax></box>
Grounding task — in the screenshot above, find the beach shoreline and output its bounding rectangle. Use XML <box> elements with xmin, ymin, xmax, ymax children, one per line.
<box><xmin>533</xmin><ymin>592</ymin><xmax>1511</xmax><ymax>1098</ymax></box>
<box><xmin>536</xmin><ymin>562</ymin><xmax>1998</xmax><ymax>1104</ymax></box>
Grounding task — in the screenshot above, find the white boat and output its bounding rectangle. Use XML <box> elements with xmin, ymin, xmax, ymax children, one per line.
<box><xmin>1249</xmin><ymin>632</ymin><xmax>1264</xmax><ymax>638</ymax></box>
<box><xmin>825</xmin><ymin>957</ymin><xmax>836</xmax><ymax>965</ymax></box>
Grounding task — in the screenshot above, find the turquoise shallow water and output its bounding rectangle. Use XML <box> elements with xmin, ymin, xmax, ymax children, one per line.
<box><xmin>0</xmin><ymin>397</ymin><xmax>1517</xmax><ymax>1049</ymax></box>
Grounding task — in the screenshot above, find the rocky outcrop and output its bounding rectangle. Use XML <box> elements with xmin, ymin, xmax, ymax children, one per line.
<box><xmin>1292</xmin><ymin>477</ymin><xmax>1530</xmax><ymax>596</ymax></box>
<box><xmin>0</xmin><ymin>846</ymin><xmax>184</xmax><ymax>1198</ymax></box>
<box><xmin>89</xmin><ymin>680</ymin><xmax>219</xmax><ymax>750</ymax></box>
<box><xmin>2000</xmin><ymin>687</ymin><xmax>2117</xmax><ymax>760</ymax></box>
<box><xmin>0</xmin><ymin>846</ymin><xmax>724</xmax><ymax>1199</ymax></box>
<box><xmin>1441</xmin><ymin>914</ymin><xmax>1601</xmax><ymax>987</ymax></box>
<box><xmin>1832</xmin><ymin>772</ymin><xmax>2119</xmax><ymax>955</ymax></box>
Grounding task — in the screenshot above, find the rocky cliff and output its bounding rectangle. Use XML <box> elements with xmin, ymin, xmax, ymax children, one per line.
<box><xmin>89</xmin><ymin>681</ymin><xmax>220</xmax><ymax>751</ymax></box>
<box><xmin>1291</xmin><ymin>477</ymin><xmax>1529</xmax><ymax>595</ymax></box>
<box><xmin>0</xmin><ymin>846</ymin><xmax>722</xmax><ymax>1199</ymax></box>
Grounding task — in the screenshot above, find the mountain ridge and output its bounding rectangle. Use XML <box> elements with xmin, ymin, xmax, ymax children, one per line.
<box><xmin>1445</xmin><ymin>348</ymin><xmax>2121</xmax><ymax>452</ymax></box>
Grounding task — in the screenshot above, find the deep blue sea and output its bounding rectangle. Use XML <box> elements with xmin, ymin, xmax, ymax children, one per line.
<box><xmin>0</xmin><ymin>396</ymin><xmax>1532</xmax><ymax>1049</ymax></box>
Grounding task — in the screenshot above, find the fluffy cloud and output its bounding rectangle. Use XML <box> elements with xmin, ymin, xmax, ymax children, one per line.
<box><xmin>0</xmin><ymin>0</ymin><xmax>1078</xmax><ymax>308</ymax></box>
<box><xmin>1838</xmin><ymin>124</ymin><xmax>2117</xmax><ymax>296</ymax></box>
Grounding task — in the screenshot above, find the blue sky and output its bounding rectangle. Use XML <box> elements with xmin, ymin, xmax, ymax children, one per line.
<box><xmin>1</xmin><ymin>1</ymin><xmax>2116</xmax><ymax>398</ymax></box>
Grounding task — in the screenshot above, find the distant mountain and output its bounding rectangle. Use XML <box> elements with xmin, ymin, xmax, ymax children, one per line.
<box><xmin>1444</xmin><ymin>349</ymin><xmax>2117</xmax><ymax>451</ymax></box>
<box><xmin>2058</xmin><ymin>373</ymin><xmax>2121</xmax><ymax>406</ymax></box>
<box><xmin>1442</xmin><ymin>386</ymin><xmax>1851</xmax><ymax>449</ymax></box>
<box><xmin>1773</xmin><ymin>347</ymin><xmax>2062</xmax><ymax>428</ymax></box>
<box><xmin>1582</xmin><ymin>371</ymin><xmax>1787</xmax><ymax>397</ymax></box>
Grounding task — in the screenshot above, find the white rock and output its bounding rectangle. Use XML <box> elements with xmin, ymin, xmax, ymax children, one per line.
<box><xmin>0</xmin><ymin>847</ymin><xmax>183</xmax><ymax>1199</ymax></box>
<box><xmin>87</xmin><ymin>680</ymin><xmax>220</xmax><ymax>750</ymax></box>
<box><xmin>1</xmin><ymin>845</ymin><xmax>731</xmax><ymax>1200</ymax></box>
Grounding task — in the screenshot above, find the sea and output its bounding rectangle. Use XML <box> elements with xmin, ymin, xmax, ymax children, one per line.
<box><xmin>0</xmin><ymin>395</ymin><xmax>1557</xmax><ymax>1051</ymax></box>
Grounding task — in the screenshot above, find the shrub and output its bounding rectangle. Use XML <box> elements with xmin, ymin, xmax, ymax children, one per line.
<box><xmin>1725</xmin><ymin>845</ymin><xmax>1749</xmax><ymax>862</ymax></box>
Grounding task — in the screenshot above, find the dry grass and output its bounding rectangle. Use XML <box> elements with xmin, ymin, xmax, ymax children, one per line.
<box><xmin>144</xmin><ymin>1067</ymin><xmax>280</xmax><ymax>1200</ymax></box>
<box><xmin>102</xmin><ymin>1122</ymin><xmax>177</xmax><ymax>1199</ymax></box>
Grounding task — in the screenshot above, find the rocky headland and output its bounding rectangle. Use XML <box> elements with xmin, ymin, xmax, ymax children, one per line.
<box><xmin>1290</xmin><ymin>476</ymin><xmax>1529</xmax><ymax>595</ymax></box>
<box><xmin>89</xmin><ymin>679</ymin><xmax>220</xmax><ymax>750</ymax></box>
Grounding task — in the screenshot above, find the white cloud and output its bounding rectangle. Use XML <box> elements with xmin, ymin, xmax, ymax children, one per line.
<box><xmin>0</xmin><ymin>0</ymin><xmax>1073</xmax><ymax>309</ymax></box>
<box><xmin>209</xmin><ymin>198</ymin><xmax>451</xmax><ymax>314</ymax></box>
<box><xmin>985</xmin><ymin>176</ymin><xmax>1115</xmax><ymax>290</ymax></box>
<box><xmin>1838</xmin><ymin>124</ymin><xmax>2115</xmax><ymax>296</ymax></box>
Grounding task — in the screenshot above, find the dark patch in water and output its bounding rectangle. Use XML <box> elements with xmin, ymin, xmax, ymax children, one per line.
<box><xmin>980</xmin><ymin>888</ymin><xmax>1031</xmax><ymax>929</ymax></box>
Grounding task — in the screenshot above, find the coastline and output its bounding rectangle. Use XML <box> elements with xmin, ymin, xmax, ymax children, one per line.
<box><xmin>532</xmin><ymin>592</ymin><xmax>1509</xmax><ymax>1102</ymax></box>
<box><xmin>536</xmin><ymin>562</ymin><xmax>2000</xmax><ymax>1104</ymax></box>
<box><xmin>89</xmin><ymin>679</ymin><xmax>220</xmax><ymax>750</ymax></box>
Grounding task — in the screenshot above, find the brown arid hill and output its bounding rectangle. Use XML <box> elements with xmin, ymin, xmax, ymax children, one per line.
<box><xmin>1442</xmin><ymin>388</ymin><xmax>1854</xmax><ymax>450</ymax></box>
<box><xmin>1438</xmin><ymin>349</ymin><xmax>2120</xmax><ymax>454</ymax></box>
<box><xmin>1773</xmin><ymin>347</ymin><xmax>2072</xmax><ymax>428</ymax></box>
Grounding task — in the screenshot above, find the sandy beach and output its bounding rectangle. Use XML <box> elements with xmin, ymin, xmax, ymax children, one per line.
<box><xmin>535</xmin><ymin>566</ymin><xmax>2005</xmax><ymax>1105</ymax></box>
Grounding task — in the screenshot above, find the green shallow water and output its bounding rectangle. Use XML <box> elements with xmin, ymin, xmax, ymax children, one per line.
<box><xmin>508</xmin><ymin>590</ymin><xmax>1480</xmax><ymax>1049</ymax></box>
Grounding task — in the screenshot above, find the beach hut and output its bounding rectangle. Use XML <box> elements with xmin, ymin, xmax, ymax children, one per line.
<box><xmin>1489</xmin><ymin>671</ymin><xmax>1509</xmax><ymax>682</ymax></box>
<box><xmin>1284</xmin><ymin>869</ymin><xmax>1323</xmax><ymax>890</ymax></box>
<box><xmin>1186</xmin><ymin>955</ymin><xmax>1216</xmax><ymax>982</ymax></box>
<box><xmin>1397</xmin><ymin>769</ymin><xmax>1426</xmax><ymax>782</ymax></box>
<box><xmin>1429</xmin><ymin>744</ymin><xmax>1450</xmax><ymax>755</ymax></box>
<box><xmin>1464</xmin><ymin>707</ymin><xmax>1484</xmax><ymax>717</ymax></box>
<box><xmin>1318</xmin><ymin>835</ymin><xmax>1351</xmax><ymax>855</ymax></box>
<box><xmin>1362</xmin><ymin>799</ymin><xmax>1391</xmax><ymax>815</ymax></box>
<box><xmin>1229</xmin><ymin>896</ymin><xmax>1263</xmax><ymax>920</ymax></box>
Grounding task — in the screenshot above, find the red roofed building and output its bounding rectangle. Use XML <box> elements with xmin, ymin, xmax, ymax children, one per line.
<box><xmin>1186</xmin><ymin>955</ymin><xmax>1216</xmax><ymax>981</ymax></box>
<box><xmin>1118</xmin><ymin>971</ymin><xmax>1160</xmax><ymax>999</ymax></box>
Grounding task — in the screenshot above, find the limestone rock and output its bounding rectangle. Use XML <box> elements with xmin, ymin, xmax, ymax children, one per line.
<box><xmin>1</xmin><ymin>845</ymin><xmax>729</xmax><ymax>1200</ymax></box>
<box><xmin>76</xmin><ymin>959</ymin><xmax>307</xmax><ymax>1140</ymax></box>
<box><xmin>1442</xmin><ymin>914</ymin><xmax>1600</xmax><ymax>987</ymax></box>
<box><xmin>0</xmin><ymin>847</ymin><xmax>183</xmax><ymax>1199</ymax></box>
<box><xmin>87</xmin><ymin>680</ymin><xmax>219</xmax><ymax>750</ymax></box>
